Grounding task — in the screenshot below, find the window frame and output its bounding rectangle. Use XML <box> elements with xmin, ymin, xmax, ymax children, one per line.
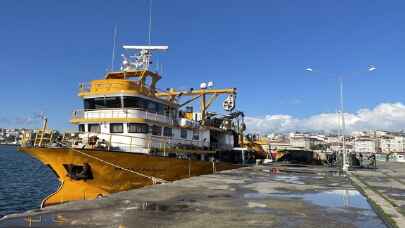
<box><xmin>84</xmin><ymin>99</ymin><xmax>95</xmax><ymax>110</ymax></box>
<box><xmin>88</xmin><ymin>124</ymin><xmax>101</xmax><ymax>133</ymax></box>
<box><xmin>151</xmin><ymin>125</ymin><xmax>162</xmax><ymax>136</ymax></box>
<box><xmin>78</xmin><ymin>124</ymin><xmax>85</xmax><ymax>132</ymax></box>
<box><xmin>110</xmin><ymin>123</ymin><xmax>124</xmax><ymax>134</ymax></box>
<box><xmin>163</xmin><ymin>127</ymin><xmax>172</xmax><ymax>137</ymax></box>
<box><xmin>104</xmin><ymin>97</ymin><xmax>122</xmax><ymax>109</ymax></box>
<box><xmin>147</xmin><ymin>100</ymin><xmax>158</xmax><ymax>113</ymax></box>
<box><xmin>127</xmin><ymin>123</ymin><xmax>149</xmax><ymax>134</ymax></box>
<box><xmin>192</xmin><ymin>130</ymin><xmax>199</xmax><ymax>140</ymax></box>
<box><xmin>123</xmin><ymin>96</ymin><xmax>146</xmax><ymax>110</ymax></box>
<box><xmin>84</xmin><ymin>97</ymin><xmax>122</xmax><ymax>110</ymax></box>
<box><xmin>180</xmin><ymin>128</ymin><xmax>188</xmax><ymax>139</ymax></box>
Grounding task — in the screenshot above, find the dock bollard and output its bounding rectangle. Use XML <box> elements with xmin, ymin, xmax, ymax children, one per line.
<box><xmin>209</xmin><ymin>157</ymin><xmax>216</xmax><ymax>173</ymax></box>
<box><xmin>212</xmin><ymin>161</ymin><xmax>216</xmax><ymax>173</ymax></box>
<box><xmin>256</xmin><ymin>159</ymin><xmax>263</xmax><ymax>165</ymax></box>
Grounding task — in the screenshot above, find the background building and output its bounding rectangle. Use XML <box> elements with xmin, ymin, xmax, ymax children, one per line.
<box><xmin>354</xmin><ymin>138</ymin><xmax>376</xmax><ymax>153</ymax></box>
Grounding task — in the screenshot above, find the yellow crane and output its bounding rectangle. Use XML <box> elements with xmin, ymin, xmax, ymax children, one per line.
<box><xmin>156</xmin><ymin>87</ymin><xmax>237</xmax><ymax>126</ymax></box>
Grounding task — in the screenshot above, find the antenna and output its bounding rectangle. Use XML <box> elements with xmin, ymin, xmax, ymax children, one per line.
<box><xmin>121</xmin><ymin>45</ymin><xmax>168</xmax><ymax>71</ymax></box>
<box><xmin>148</xmin><ymin>0</ymin><xmax>152</xmax><ymax>45</ymax></box>
<box><xmin>111</xmin><ymin>25</ymin><xmax>118</xmax><ymax>71</ymax></box>
<box><xmin>123</xmin><ymin>45</ymin><xmax>168</xmax><ymax>50</ymax></box>
<box><xmin>160</xmin><ymin>63</ymin><xmax>164</xmax><ymax>75</ymax></box>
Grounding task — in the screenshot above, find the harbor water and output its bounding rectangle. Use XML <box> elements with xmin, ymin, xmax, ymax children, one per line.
<box><xmin>0</xmin><ymin>145</ymin><xmax>58</xmax><ymax>218</ymax></box>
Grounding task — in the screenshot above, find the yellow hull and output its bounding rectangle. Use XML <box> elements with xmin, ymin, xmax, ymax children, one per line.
<box><xmin>19</xmin><ymin>147</ymin><xmax>239</xmax><ymax>207</ymax></box>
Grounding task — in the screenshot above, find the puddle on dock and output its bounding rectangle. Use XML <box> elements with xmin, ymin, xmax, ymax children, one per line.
<box><xmin>244</xmin><ymin>189</ymin><xmax>385</xmax><ymax>227</ymax></box>
<box><xmin>0</xmin><ymin>201</ymin><xmax>193</xmax><ymax>228</ymax></box>
<box><xmin>271</xmin><ymin>176</ymin><xmax>305</xmax><ymax>185</ymax></box>
<box><xmin>262</xmin><ymin>167</ymin><xmax>343</xmax><ymax>177</ymax></box>
<box><xmin>287</xmin><ymin>190</ymin><xmax>371</xmax><ymax>209</ymax></box>
<box><xmin>125</xmin><ymin>202</ymin><xmax>191</xmax><ymax>213</ymax></box>
<box><xmin>245</xmin><ymin>189</ymin><xmax>370</xmax><ymax>210</ymax></box>
<box><xmin>380</xmin><ymin>187</ymin><xmax>405</xmax><ymax>199</ymax></box>
<box><xmin>389</xmin><ymin>192</ymin><xmax>405</xmax><ymax>197</ymax></box>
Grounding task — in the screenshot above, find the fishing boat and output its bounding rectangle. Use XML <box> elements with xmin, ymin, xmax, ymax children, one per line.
<box><xmin>19</xmin><ymin>44</ymin><xmax>249</xmax><ymax>207</ymax></box>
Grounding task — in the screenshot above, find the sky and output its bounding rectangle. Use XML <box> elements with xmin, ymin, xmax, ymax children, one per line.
<box><xmin>0</xmin><ymin>0</ymin><xmax>405</xmax><ymax>133</ymax></box>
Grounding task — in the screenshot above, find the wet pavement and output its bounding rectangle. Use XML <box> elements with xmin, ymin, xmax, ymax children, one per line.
<box><xmin>351</xmin><ymin>161</ymin><xmax>405</xmax><ymax>227</ymax></box>
<box><xmin>0</xmin><ymin>164</ymin><xmax>386</xmax><ymax>228</ymax></box>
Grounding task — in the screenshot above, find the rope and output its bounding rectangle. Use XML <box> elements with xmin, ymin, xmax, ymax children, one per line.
<box><xmin>57</xmin><ymin>142</ymin><xmax>168</xmax><ymax>184</ymax></box>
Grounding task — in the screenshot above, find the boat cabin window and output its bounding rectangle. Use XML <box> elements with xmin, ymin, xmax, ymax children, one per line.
<box><xmin>123</xmin><ymin>96</ymin><xmax>169</xmax><ymax>115</ymax></box>
<box><xmin>84</xmin><ymin>98</ymin><xmax>95</xmax><ymax>110</ymax></box>
<box><xmin>128</xmin><ymin>123</ymin><xmax>149</xmax><ymax>133</ymax></box>
<box><xmin>157</xmin><ymin>103</ymin><xmax>165</xmax><ymax>115</ymax></box>
<box><xmin>180</xmin><ymin>129</ymin><xmax>188</xmax><ymax>139</ymax></box>
<box><xmin>147</xmin><ymin>101</ymin><xmax>157</xmax><ymax>113</ymax></box>
<box><xmin>78</xmin><ymin>124</ymin><xmax>85</xmax><ymax>132</ymax></box>
<box><xmin>163</xmin><ymin>127</ymin><xmax>172</xmax><ymax>137</ymax></box>
<box><xmin>83</xmin><ymin>96</ymin><xmax>172</xmax><ymax>115</ymax></box>
<box><xmin>110</xmin><ymin>123</ymin><xmax>124</xmax><ymax>133</ymax></box>
<box><xmin>105</xmin><ymin>97</ymin><xmax>122</xmax><ymax>108</ymax></box>
<box><xmin>193</xmin><ymin>130</ymin><xmax>199</xmax><ymax>140</ymax></box>
<box><xmin>123</xmin><ymin>96</ymin><xmax>146</xmax><ymax>110</ymax></box>
<box><xmin>84</xmin><ymin>97</ymin><xmax>121</xmax><ymax>110</ymax></box>
<box><xmin>151</xmin><ymin>125</ymin><xmax>162</xmax><ymax>136</ymax></box>
<box><xmin>88</xmin><ymin>124</ymin><xmax>101</xmax><ymax>133</ymax></box>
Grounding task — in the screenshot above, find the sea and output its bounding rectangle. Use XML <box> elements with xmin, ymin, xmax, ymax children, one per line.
<box><xmin>0</xmin><ymin>145</ymin><xmax>58</xmax><ymax>218</ymax></box>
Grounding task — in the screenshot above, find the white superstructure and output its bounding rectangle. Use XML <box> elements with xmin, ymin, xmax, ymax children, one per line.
<box><xmin>70</xmin><ymin>45</ymin><xmax>240</xmax><ymax>155</ymax></box>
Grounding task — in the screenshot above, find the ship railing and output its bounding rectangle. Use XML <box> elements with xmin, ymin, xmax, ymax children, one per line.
<box><xmin>72</xmin><ymin>109</ymin><xmax>85</xmax><ymax>119</ymax></box>
<box><xmin>71</xmin><ymin>108</ymin><xmax>175</xmax><ymax>125</ymax></box>
<box><xmin>75</xmin><ymin>131</ymin><xmax>206</xmax><ymax>154</ymax></box>
<box><xmin>79</xmin><ymin>82</ymin><xmax>91</xmax><ymax>93</ymax></box>
<box><xmin>79</xmin><ymin>81</ymin><xmax>144</xmax><ymax>93</ymax></box>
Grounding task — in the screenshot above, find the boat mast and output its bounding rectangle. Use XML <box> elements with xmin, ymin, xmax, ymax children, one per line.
<box><xmin>111</xmin><ymin>25</ymin><xmax>118</xmax><ymax>71</ymax></box>
<box><xmin>148</xmin><ymin>0</ymin><xmax>152</xmax><ymax>45</ymax></box>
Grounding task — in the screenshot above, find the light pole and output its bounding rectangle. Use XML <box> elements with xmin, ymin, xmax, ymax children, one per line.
<box><xmin>306</xmin><ymin>65</ymin><xmax>377</xmax><ymax>171</ymax></box>
<box><xmin>338</xmin><ymin>76</ymin><xmax>349</xmax><ymax>171</ymax></box>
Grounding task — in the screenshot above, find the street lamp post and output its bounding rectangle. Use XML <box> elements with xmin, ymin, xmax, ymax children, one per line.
<box><xmin>306</xmin><ymin>65</ymin><xmax>376</xmax><ymax>171</ymax></box>
<box><xmin>338</xmin><ymin>76</ymin><xmax>349</xmax><ymax>171</ymax></box>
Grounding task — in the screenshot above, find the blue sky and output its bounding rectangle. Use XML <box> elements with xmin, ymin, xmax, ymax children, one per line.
<box><xmin>1</xmin><ymin>0</ymin><xmax>405</xmax><ymax>131</ymax></box>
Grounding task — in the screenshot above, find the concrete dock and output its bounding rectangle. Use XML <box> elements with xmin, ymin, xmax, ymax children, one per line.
<box><xmin>350</xmin><ymin>161</ymin><xmax>405</xmax><ymax>227</ymax></box>
<box><xmin>0</xmin><ymin>164</ymin><xmax>388</xmax><ymax>228</ymax></box>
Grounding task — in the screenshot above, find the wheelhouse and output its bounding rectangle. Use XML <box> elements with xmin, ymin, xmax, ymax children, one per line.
<box><xmin>69</xmin><ymin>45</ymin><xmax>241</xmax><ymax>159</ymax></box>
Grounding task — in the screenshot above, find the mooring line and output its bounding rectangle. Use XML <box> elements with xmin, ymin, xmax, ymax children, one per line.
<box><xmin>57</xmin><ymin>143</ymin><xmax>168</xmax><ymax>184</ymax></box>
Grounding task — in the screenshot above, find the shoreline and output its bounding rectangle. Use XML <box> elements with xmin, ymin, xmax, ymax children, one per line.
<box><xmin>0</xmin><ymin>144</ymin><xmax>19</xmax><ymax>146</ymax></box>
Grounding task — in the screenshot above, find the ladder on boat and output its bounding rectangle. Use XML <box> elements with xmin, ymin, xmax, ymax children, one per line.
<box><xmin>33</xmin><ymin>117</ymin><xmax>53</xmax><ymax>147</ymax></box>
<box><xmin>34</xmin><ymin>130</ymin><xmax>54</xmax><ymax>147</ymax></box>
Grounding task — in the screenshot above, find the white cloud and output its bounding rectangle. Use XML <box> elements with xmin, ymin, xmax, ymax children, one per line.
<box><xmin>245</xmin><ymin>102</ymin><xmax>405</xmax><ymax>133</ymax></box>
<box><xmin>0</xmin><ymin>113</ymin><xmax>43</xmax><ymax>128</ymax></box>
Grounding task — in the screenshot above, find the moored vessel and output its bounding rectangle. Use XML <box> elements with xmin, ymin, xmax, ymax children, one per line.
<box><xmin>20</xmin><ymin>44</ymin><xmax>251</xmax><ymax>207</ymax></box>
